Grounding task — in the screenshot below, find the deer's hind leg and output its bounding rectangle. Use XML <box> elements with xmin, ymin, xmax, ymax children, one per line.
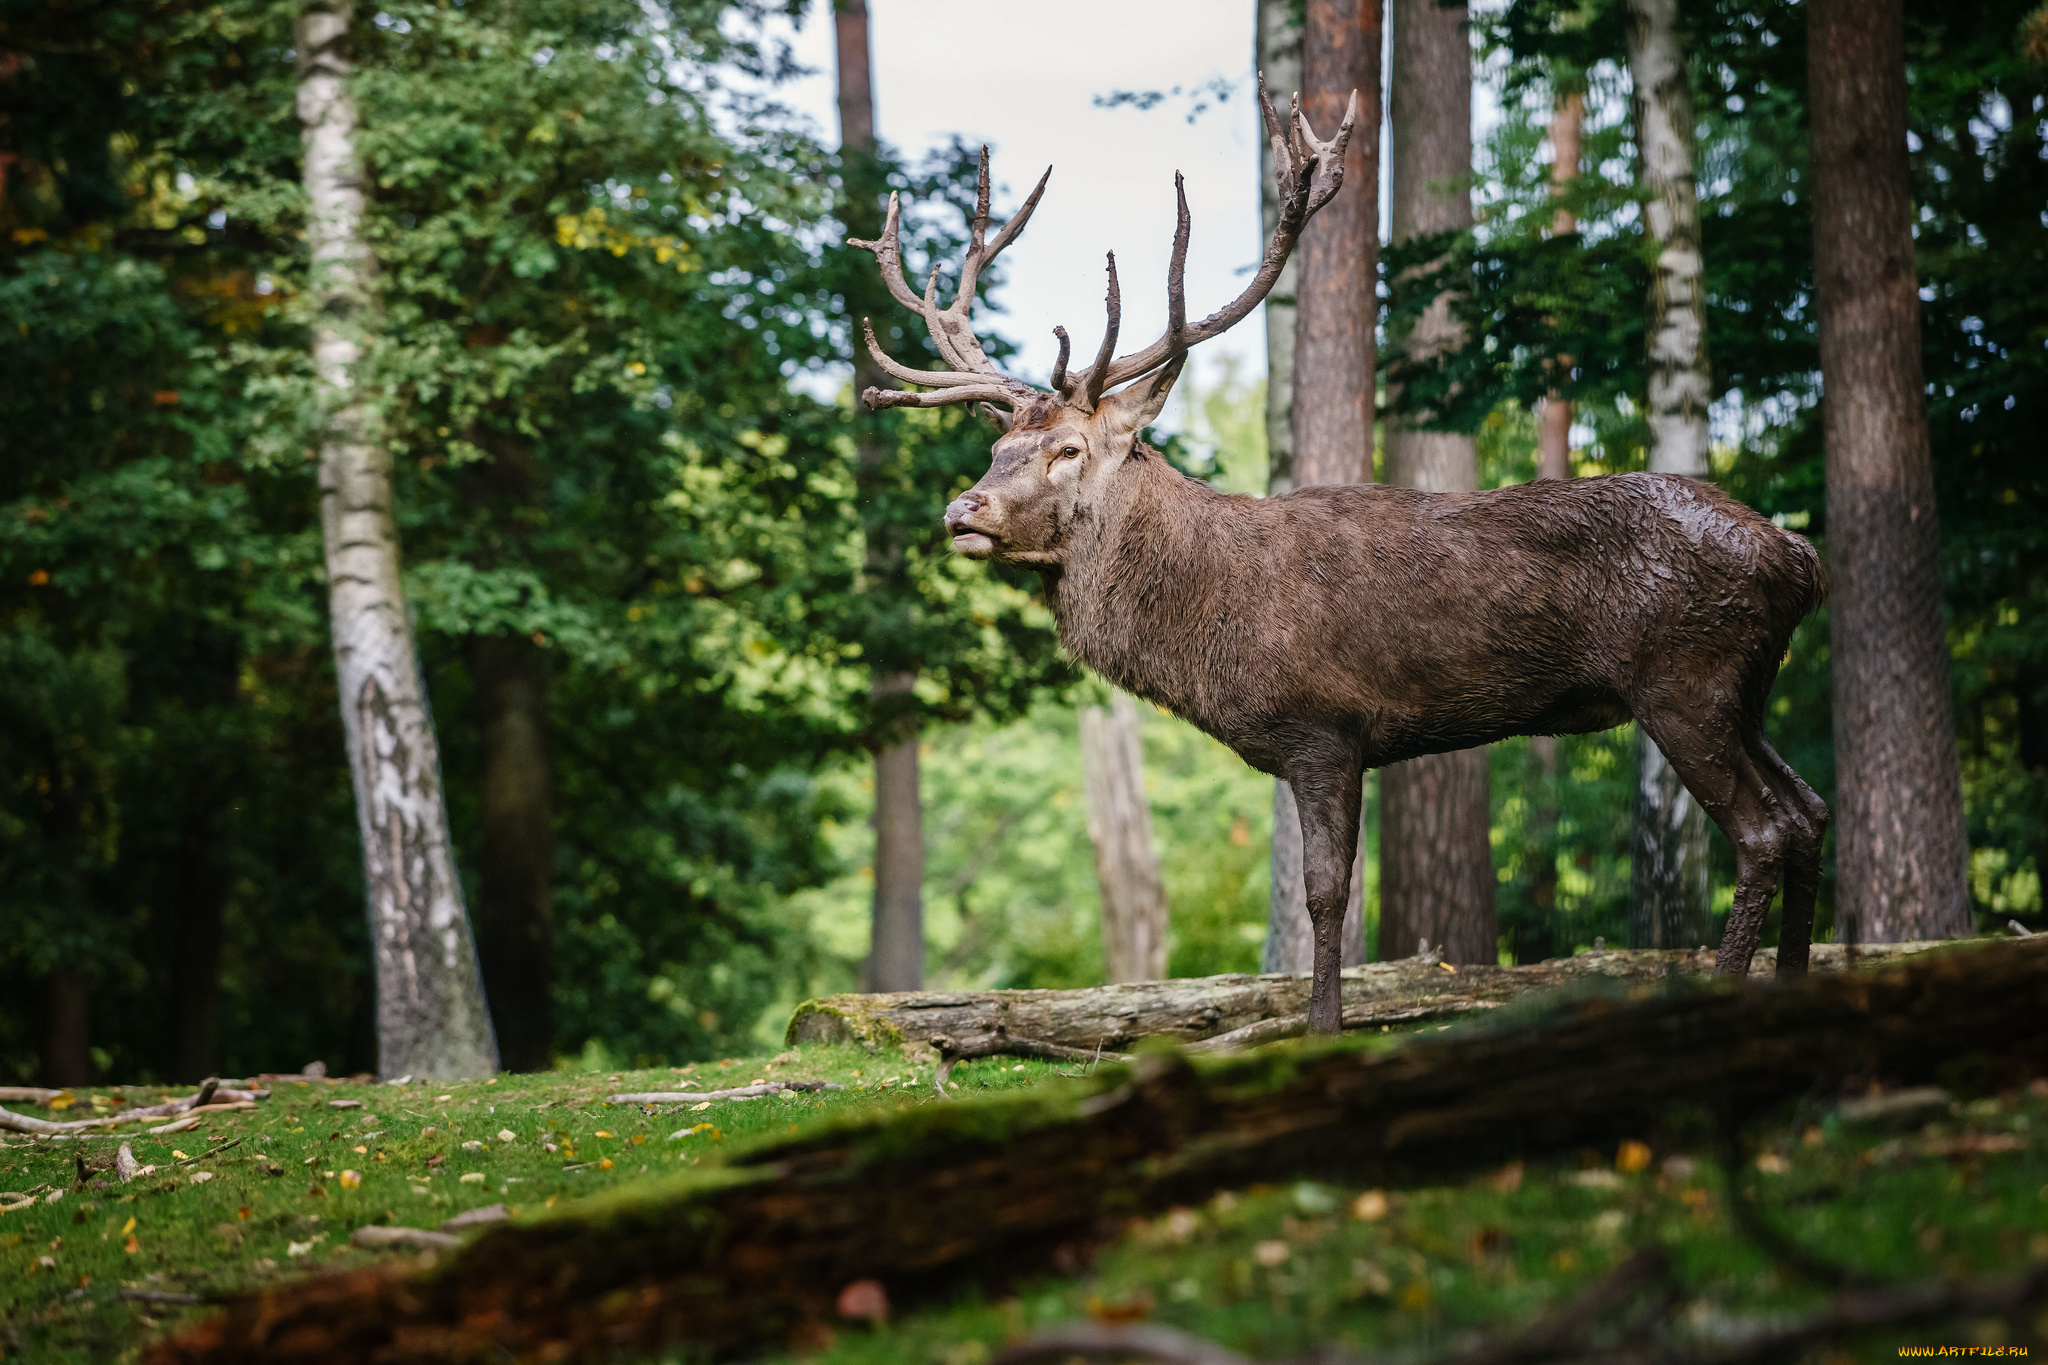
<box><xmin>1632</xmin><ymin>703</ymin><xmax>1790</xmax><ymax>978</ymax></box>
<box><xmin>1749</xmin><ymin>734</ymin><xmax>1829</xmax><ymax>977</ymax></box>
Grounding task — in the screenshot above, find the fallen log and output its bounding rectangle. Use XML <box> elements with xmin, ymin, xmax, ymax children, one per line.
<box><xmin>786</xmin><ymin>942</ymin><xmax>1950</xmax><ymax>1055</ymax></box>
<box><xmin>148</xmin><ymin>938</ymin><xmax>2045</xmax><ymax>1365</ymax></box>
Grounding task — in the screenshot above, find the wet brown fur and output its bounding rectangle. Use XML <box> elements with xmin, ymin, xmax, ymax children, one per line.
<box><xmin>946</xmin><ymin>434</ymin><xmax>1828</xmax><ymax>1029</ymax></box>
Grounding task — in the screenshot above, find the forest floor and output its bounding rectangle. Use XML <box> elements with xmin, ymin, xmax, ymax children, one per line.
<box><xmin>4</xmin><ymin>1024</ymin><xmax>2046</xmax><ymax>1363</ymax></box>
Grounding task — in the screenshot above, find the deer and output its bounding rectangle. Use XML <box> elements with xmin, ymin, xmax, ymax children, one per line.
<box><xmin>848</xmin><ymin>80</ymin><xmax>1829</xmax><ymax>1036</ymax></box>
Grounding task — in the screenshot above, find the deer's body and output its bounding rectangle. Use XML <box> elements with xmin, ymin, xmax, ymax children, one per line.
<box><xmin>1046</xmin><ymin>452</ymin><xmax>1823</xmax><ymax>781</ymax></box>
<box><xmin>851</xmin><ymin>87</ymin><xmax>1827</xmax><ymax>1036</ymax></box>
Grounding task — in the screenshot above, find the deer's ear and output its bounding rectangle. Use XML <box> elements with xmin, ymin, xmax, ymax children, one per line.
<box><xmin>978</xmin><ymin>402</ymin><xmax>1014</xmax><ymax>433</ymax></box>
<box><xmin>1097</xmin><ymin>357</ymin><xmax>1186</xmax><ymax>443</ymax></box>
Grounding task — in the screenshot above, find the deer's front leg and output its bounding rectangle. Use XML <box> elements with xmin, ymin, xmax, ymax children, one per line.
<box><xmin>1292</xmin><ymin>758</ymin><xmax>1364</xmax><ymax>1036</ymax></box>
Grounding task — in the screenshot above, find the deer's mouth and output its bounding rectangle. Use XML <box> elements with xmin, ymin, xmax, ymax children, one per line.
<box><xmin>946</xmin><ymin>516</ymin><xmax>999</xmax><ymax>559</ymax></box>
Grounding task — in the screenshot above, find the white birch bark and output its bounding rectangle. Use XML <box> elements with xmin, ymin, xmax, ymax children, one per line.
<box><xmin>297</xmin><ymin>0</ymin><xmax>497</xmax><ymax>1079</ymax></box>
<box><xmin>1079</xmin><ymin>694</ymin><xmax>1169</xmax><ymax>982</ymax></box>
<box><xmin>1624</xmin><ymin>0</ymin><xmax>1714</xmax><ymax>949</ymax></box>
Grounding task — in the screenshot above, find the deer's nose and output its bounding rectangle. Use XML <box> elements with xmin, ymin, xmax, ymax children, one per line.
<box><xmin>944</xmin><ymin>490</ymin><xmax>989</xmax><ymax>527</ymax></box>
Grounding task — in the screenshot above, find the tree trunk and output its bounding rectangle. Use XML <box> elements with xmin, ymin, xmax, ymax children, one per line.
<box><xmin>1079</xmin><ymin>694</ymin><xmax>1169</xmax><ymax>982</ymax></box>
<box><xmin>298</xmin><ymin>0</ymin><xmax>496</xmax><ymax>1080</ymax></box>
<box><xmin>1268</xmin><ymin>0</ymin><xmax>1382</xmax><ymax>968</ymax></box>
<box><xmin>160</xmin><ymin>941</ymin><xmax>2041</xmax><ymax>1365</ymax></box>
<box><xmin>41</xmin><ymin>970</ymin><xmax>91</xmax><ymax>1088</ymax></box>
<box><xmin>1536</xmin><ymin>89</ymin><xmax>1583</xmax><ymax>483</ymax></box>
<box><xmin>170</xmin><ymin>810</ymin><xmax>226</xmax><ymax>1082</ymax></box>
<box><xmin>469</xmin><ymin>633</ymin><xmax>555</xmax><ymax>1073</ymax></box>
<box><xmin>1808</xmin><ymin>0</ymin><xmax>1970</xmax><ymax>944</ymax></box>
<box><xmin>1258</xmin><ymin>0</ymin><xmax>1303</xmax><ymax>499</ymax></box>
<box><xmin>1623</xmin><ymin>0</ymin><xmax>1715</xmax><ymax>950</ymax></box>
<box><xmin>865</xmin><ymin>675</ymin><xmax>926</xmax><ymax>992</ymax></box>
<box><xmin>1380</xmin><ymin>0</ymin><xmax>1495</xmax><ymax>967</ymax></box>
<box><xmin>835</xmin><ymin>0</ymin><xmax>929</xmax><ymax>990</ymax></box>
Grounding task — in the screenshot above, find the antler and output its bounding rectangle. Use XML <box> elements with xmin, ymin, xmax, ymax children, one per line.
<box><xmin>851</xmin><ymin>147</ymin><xmax>1051</xmax><ymax>412</ymax></box>
<box><xmin>1062</xmin><ymin>75</ymin><xmax>1360</xmax><ymax>408</ymax></box>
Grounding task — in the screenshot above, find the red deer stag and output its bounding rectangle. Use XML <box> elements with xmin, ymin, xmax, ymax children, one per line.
<box><xmin>850</xmin><ymin>81</ymin><xmax>1827</xmax><ymax>1035</ymax></box>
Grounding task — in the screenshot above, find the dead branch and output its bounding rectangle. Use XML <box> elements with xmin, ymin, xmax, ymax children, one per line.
<box><xmin>606</xmin><ymin>1081</ymin><xmax>845</xmax><ymax>1105</ymax></box>
<box><xmin>0</xmin><ymin>1087</ymin><xmax>65</xmax><ymax>1105</ymax></box>
<box><xmin>1187</xmin><ymin>1000</ymin><xmax>1504</xmax><ymax>1053</ymax></box>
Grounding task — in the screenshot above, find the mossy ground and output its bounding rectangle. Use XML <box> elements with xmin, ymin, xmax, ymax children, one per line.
<box><xmin>3</xmin><ymin>1036</ymin><xmax>2045</xmax><ymax>1363</ymax></box>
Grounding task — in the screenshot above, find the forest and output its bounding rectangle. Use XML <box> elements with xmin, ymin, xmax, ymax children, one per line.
<box><xmin>1</xmin><ymin>0</ymin><xmax>2043</xmax><ymax>1090</ymax></box>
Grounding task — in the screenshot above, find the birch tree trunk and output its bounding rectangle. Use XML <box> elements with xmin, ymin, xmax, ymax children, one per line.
<box><xmin>1266</xmin><ymin>0</ymin><xmax>1380</xmax><ymax>972</ymax></box>
<box><xmin>1807</xmin><ymin>0</ymin><xmax>1971</xmax><ymax>943</ymax></box>
<box><xmin>1536</xmin><ymin>89</ymin><xmax>1583</xmax><ymax>484</ymax></box>
<box><xmin>297</xmin><ymin>0</ymin><xmax>497</xmax><ymax>1080</ymax></box>
<box><xmin>1258</xmin><ymin>0</ymin><xmax>1303</xmax><ymax>499</ymax></box>
<box><xmin>835</xmin><ymin>0</ymin><xmax>927</xmax><ymax>992</ymax></box>
<box><xmin>1079</xmin><ymin>694</ymin><xmax>1169</xmax><ymax>982</ymax></box>
<box><xmin>1379</xmin><ymin>0</ymin><xmax>1496</xmax><ymax>967</ymax></box>
<box><xmin>1623</xmin><ymin>0</ymin><xmax>1714</xmax><ymax>952</ymax></box>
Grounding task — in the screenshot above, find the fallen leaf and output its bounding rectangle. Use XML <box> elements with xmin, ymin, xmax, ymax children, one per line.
<box><xmin>497</xmin><ymin>1130</ymin><xmax>516</xmax><ymax>1143</ymax></box>
<box><xmin>1437</xmin><ymin>961</ymin><xmax>1457</xmax><ymax>973</ymax></box>
<box><xmin>352</xmin><ymin>1145</ymin><xmax>368</xmax><ymax>1155</ymax></box>
<box><xmin>46</xmin><ymin>1094</ymin><xmax>75</xmax><ymax>1112</ymax></box>
<box><xmin>172</xmin><ymin>1151</ymin><xmax>190</xmax><ymax>1161</ymax></box>
<box><xmin>1351</xmin><ymin>1190</ymin><xmax>1389</xmax><ymax>1221</ymax></box>
<box><xmin>690</xmin><ymin>1102</ymin><xmax>711</xmax><ymax>1112</ymax></box>
<box><xmin>123</xmin><ymin>1234</ymin><xmax>140</xmax><ymax>1254</ymax></box>
<box><xmin>328</xmin><ymin>1099</ymin><xmax>361</xmax><ymax>1110</ymax></box>
<box><xmin>598</xmin><ymin>1158</ymin><xmax>613</xmax><ymax>1170</ymax></box>
<box><xmin>1616</xmin><ymin>1140</ymin><xmax>1653</xmax><ymax>1173</ymax></box>
<box><xmin>237</xmin><ymin>1207</ymin><xmax>252</xmax><ymax>1220</ymax></box>
<box><xmin>1489</xmin><ymin>1162</ymin><xmax>1524</xmax><ymax>1193</ymax></box>
<box><xmin>338</xmin><ymin>1170</ymin><xmax>362</xmax><ymax>1190</ymax></box>
<box><xmin>1085</xmin><ymin>1289</ymin><xmax>1156</xmax><ymax>1324</ymax></box>
<box><xmin>121</xmin><ymin>1216</ymin><xmax>137</xmax><ymax>1237</ymax></box>
<box><xmin>595</xmin><ymin>1131</ymin><xmax>612</xmax><ymax>1138</ymax></box>
<box><xmin>1253</xmin><ymin>1239</ymin><xmax>1290</xmax><ymax>1266</ymax></box>
<box><xmin>190</xmin><ymin>1172</ymin><xmax>214</xmax><ymax>1185</ymax></box>
<box><xmin>459</xmin><ymin>1172</ymin><xmax>485</xmax><ymax>1184</ymax></box>
<box><xmin>1755</xmin><ymin>1152</ymin><xmax>1791</xmax><ymax>1174</ymax></box>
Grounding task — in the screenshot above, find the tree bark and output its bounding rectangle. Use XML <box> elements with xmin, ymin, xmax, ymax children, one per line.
<box><xmin>1258</xmin><ymin>0</ymin><xmax>1303</xmax><ymax>499</ymax></box>
<box><xmin>788</xmin><ymin>940</ymin><xmax>1941</xmax><ymax>1052</ymax></box>
<box><xmin>836</xmin><ymin>0</ymin><xmax>929</xmax><ymax>990</ymax></box>
<box><xmin>1079</xmin><ymin>693</ymin><xmax>1169</xmax><ymax>982</ymax></box>
<box><xmin>469</xmin><ymin>633</ymin><xmax>555</xmax><ymax>1073</ymax></box>
<box><xmin>1623</xmin><ymin>0</ymin><xmax>1715</xmax><ymax>950</ymax></box>
<box><xmin>298</xmin><ymin>0</ymin><xmax>497</xmax><ymax>1080</ymax></box>
<box><xmin>1536</xmin><ymin>89</ymin><xmax>1583</xmax><ymax>483</ymax></box>
<box><xmin>1379</xmin><ymin>0</ymin><xmax>1495</xmax><ymax>967</ymax></box>
<box><xmin>156</xmin><ymin>940</ymin><xmax>2041</xmax><ymax>1365</ymax></box>
<box><xmin>170</xmin><ymin>827</ymin><xmax>226</xmax><ymax>1082</ymax></box>
<box><xmin>41</xmin><ymin>970</ymin><xmax>91</xmax><ymax>1088</ymax></box>
<box><xmin>1269</xmin><ymin>0</ymin><xmax>1382</xmax><ymax>968</ymax></box>
<box><xmin>1808</xmin><ymin>0</ymin><xmax>1971</xmax><ymax>944</ymax></box>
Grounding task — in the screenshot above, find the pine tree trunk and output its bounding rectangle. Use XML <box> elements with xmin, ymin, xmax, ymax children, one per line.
<box><xmin>469</xmin><ymin>633</ymin><xmax>555</xmax><ymax>1073</ymax></box>
<box><xmin>298</xmin><ymin>0</ymin><xmax>496</xmax><ymax>1080</ymax></box>
<box><xmin>1536</xmin><ymin>90</ymin><xmax>1583</xmax><ymax>483</ymax></box>
<box><xmin>1079</xmin><ymin>694</ymin><xmax>1169</xmax><ymax>982</ymax></box>
<box><xmin>1807</xmin><ymin>0</ymin><xmax>1971</xmax><ymax>944</ymax></box>
<box><xmin>1623</xmin><ymin>0</ymin><xmax>1714</xmax><ymax>950</ymax></box>
<box><xmin>1268</xmin><ymin>0</ymin><xmax>1381</xmax><ymax>969</ymax></box>
<box><xmin>1379</xmin><ymin>0</ymin><xmax>1495</xmax><ymax>966</ymax></box>
<box><xmin>835</xmin><ymin>0</ymin><xmax>928</xmax><ymax>992</ymax></box>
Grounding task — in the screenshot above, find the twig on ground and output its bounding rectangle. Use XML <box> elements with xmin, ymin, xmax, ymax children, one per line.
<box><xmin>114</xmin><ymin>1289</ymin><xmax>209</xmax><ymax>1306</ymax></box>
<box><xmin>352</xmin><ymin>1226</ymin><xmax>461</xmax><ymax>1253</ymax></box>
<box><xmin>605</xmin><ymin>1081</ymin><xmax>845</xmax><ymax>1105</ymax></box>
<box><xmin>171</xmin><ymin>1139</ymin><xmax>242</xmax><ymax>1169</ymax></box>
<box><xmin>115</xmin><ymin>1143</ymin><xmax>149</xmax><ymax>1182</ymax></box>
<box><xmin>1186</xmin><ymin>1000</ymin><xmax>1505</xmax><ymax>1054</ymax></box>
<box><xmin>0</xmin><ymin>1078</ymin><xmax>267</xmax><ymax>1137</ymax></box>
<box><xmin>930</xmin><ymin>1031</ymin><xmax>1131</xmax><ymax>1093</ymax></box>
<box><xmin>0</xmin><ymin>1088</ymin><xmax>65</xmax><ymax>1105</ymax></box>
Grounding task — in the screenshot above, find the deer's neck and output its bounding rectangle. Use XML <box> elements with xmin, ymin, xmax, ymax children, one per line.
<box><xmin>1045</xmin><ymin>450</ymin><xmax>1238</xmax><ymax>716</ymax></box>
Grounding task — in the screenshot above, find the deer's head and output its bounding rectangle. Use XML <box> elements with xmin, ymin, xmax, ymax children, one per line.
<box><xmin>851</xmin><ymin>77</ymin><xmax>1356</xmax><ymax>568</ymax></box>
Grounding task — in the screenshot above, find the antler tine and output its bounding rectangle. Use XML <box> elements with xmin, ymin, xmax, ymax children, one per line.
<box><xmin>971</xmin><ymin>145</ymin><xmax>992</xmax><ymax>251</ymax></box>
<box><xmin>861</xmin><ymin>317</ymin><xmax>990</xmax><ymax>389</ymax></box>
<box><xmin>1166</xmin><ymin>171</ymin><xmax>1191</xmax><ymax>358</ymax></box>
<box><xmin>1050</xmin><ymin>326</ymin><xmax>1072</xmax><ymax>393</ymax></box>
<box><xmin>923</xmin><ymin>267</ymin><xmax>980</xmax><ymax>375</ymax></box>
<box><xmin>946</xmin><ymin>162</ymin><xmax>1054</xmax><ymax>327</ymax></box>
<box><xmin>848</xmin><ymin>192</ymin><xmax>931</xmax><ymax>319</ymax></box>
<box><xmin>1079</xmin><ymin>252</ymin><xmax>1122</xmax><ymax>412</ymax></box>
<box><xmin>1097</xmin><ymin>89</ymin><xmax>1359</xmax><ymax>392</ymax></box>
<box><xmin>863</xmin><ymin>382</ymin><xmax>1021</xmax><ymax>412</ymax></box>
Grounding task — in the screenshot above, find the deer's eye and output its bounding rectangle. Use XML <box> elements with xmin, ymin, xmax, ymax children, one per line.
<box><xmin>1058</xmin><ymin>445</ymin><xmax>1081</xmax><ymax>459</ymax></box>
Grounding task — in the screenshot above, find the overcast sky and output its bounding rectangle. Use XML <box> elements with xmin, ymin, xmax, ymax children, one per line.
<box><xmin>763</xmin><ymin>0</ymin><xmax>1270</xmax><ymax>391</ymax></box>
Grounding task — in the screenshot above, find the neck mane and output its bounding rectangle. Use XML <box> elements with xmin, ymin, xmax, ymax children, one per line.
<box><xmin>1043</xmin><ymin>447</ymin><xmax>1236</xmax><ymax>717</ymax></box>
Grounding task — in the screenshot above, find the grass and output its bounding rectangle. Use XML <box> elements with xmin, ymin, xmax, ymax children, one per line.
<box><xmin>3</xmin><ymin>1036</ymin><xmax>2045</xmax><ymax>1363</ymax></box>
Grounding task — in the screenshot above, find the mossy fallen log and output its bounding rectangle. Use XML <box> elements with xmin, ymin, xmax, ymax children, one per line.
<box><xmin>785</xmin><ymin>942</ymin><xmax>1950</xmax><ymax>1052</ymax></box>
<box><xmin>149</xmin><ymin>938</ymin><xmax>2043</xmax><ymax>1365</ymax></box>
